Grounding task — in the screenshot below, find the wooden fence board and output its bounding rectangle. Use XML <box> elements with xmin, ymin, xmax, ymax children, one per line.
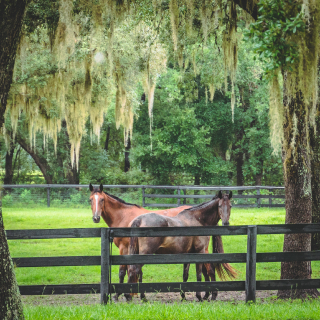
<box><xmin>6</xmin><ymin>228</ymin><xmax>101</xmax><ymax>240</ymax></box>
<box><xmin>110</xmin><ymin>281</ymin><xmax>246</xmax><ymax>294</ymax></box>
<box><xmin>256</xmin><ymin>251</ymin><xmax>320</xmax><ymax>262</ymax></box>
<box><xmin>256</xmin><ymin>279</ymin><xmax>320</xmax><ymax>290</ymax></box>
<box><xmin>111</xmin><ymin>253</ymin><xmax>246</xmax><ymax>265</ymax></box>
<box><xmin>18</xmin><ymin>284</ymin><xmax>100</xmax><ymax>295</ymax></box>
<box><xmin>110</xmin><ymin>226</ymin><xmax>249</xmax><ymax>237</ymax></box>
<box><xmin>12</xmin><ymin>256</ymin><xmax>101</xmax><ymax>267</ymax></box>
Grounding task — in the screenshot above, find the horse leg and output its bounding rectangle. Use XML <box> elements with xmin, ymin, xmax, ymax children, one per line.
<box><xmin>138</xmin><ymin>268</ymin><xmax>147</xmax><ymax>302</ymax></box>
<box><xmin>195</xmin><ymin>263</ymin><xmax>203</xmax><ymax>302</ymax></box>
<box><xmin>204</xmin><ymin>263</ymin><xmax>218</xmax><ymax>301</ymax></box>
<box><xmin>202</xmin><ymin>264</ymin><xmax>211</xmax><ymax>301</ymax></box>
<box><xmin>181</xmin><ymin>263</ymin><xmax>190</xmax><ymax>300</ymax></box>
<box><xmin>124</xmin><ymin>264</ymin><xmax>142</xmax><ymax>301</ymax></box>
<box><xmin>113</xmin><ymin>264</ymin><xmax>127</xmax><ymax>301</ymax></box>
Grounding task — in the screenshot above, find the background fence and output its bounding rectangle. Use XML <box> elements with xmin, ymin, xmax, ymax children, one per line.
<box><xmin>1</xmin><ymin>184</ymin><xmax>285</xmax><ymax>208</ymax></box>
<box><xmin>6</xmin><ymin>223</ymin><xmax>320</xmax><ymax>303</ymax></box>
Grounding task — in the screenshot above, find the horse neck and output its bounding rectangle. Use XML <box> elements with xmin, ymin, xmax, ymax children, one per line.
<box><xmin>191</xmin><ymin>198</ymin><xmax>220</xmax><ymax>226</ymax></box>
<box><xmin>100</xmin><ymin>193</ymin><xmax>127</xmax><ymax>228</ymax></box>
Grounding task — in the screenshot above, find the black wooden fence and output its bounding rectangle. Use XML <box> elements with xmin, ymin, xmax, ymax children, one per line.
<box><xmin>2</xmin><ymin>184</ymin><xmax>285</xmax><ymax>208</ymax></box>
<box><xmin>7</xmin><ymin>223</ymin><xmax>320</xmax><ymax>303</ymax></box>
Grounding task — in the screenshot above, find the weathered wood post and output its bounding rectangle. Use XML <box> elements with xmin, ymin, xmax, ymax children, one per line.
<box><xmin>177</xmin><ymin>188</ymin><xmax>181</xmax><ymax>206</ymax></box>
<box><xmin>101</xmin><ymin>228</ymin><xmax>110</xmax><ymax>304</ymax></box>
<box><xmin>269</xmin><ymin>189</ymin><xmax>272</xmax><ymax>207</ymax></box>
<box><xmin>183</xmin><ymin>189</ymin><xmax>187</xmax><ymax>205</ymax></box>
<box><xmin>256</xmin><ymin>188</ymin><xmax>261</xmax><ymax>208</ymax></box>
<box><xmin>47</xmin><ymin>187</ymin><xmax>50</xmax><ymax>207</ymax></box>
<box><xmin>142</xmin><ymin>187</ymin><xmax>146</xmax><ymax>207</ymax></box>
<box><xmin>245</xmin><ymin>225</ymin><xmax>257</xmax><ymax>303</ymax></box>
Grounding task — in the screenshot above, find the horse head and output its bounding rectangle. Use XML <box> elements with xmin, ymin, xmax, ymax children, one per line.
<box><xmin>217</xmin><ymin>190</ymin><xmax>232</xmax><ymax>226</ymax></box>
<box><xmin>89</xmin><ymin>183</ymin><xmax>104</xmax><ymax>223</ymax></box>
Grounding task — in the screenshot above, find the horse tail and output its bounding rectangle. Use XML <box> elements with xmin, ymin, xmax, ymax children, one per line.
<box><xmin>129</xmin><ymin>218</ymin><xmax>142</xmax><ymax>255</ymax></box>
<box><xmin>212</xmin><ymin>235</ymin><xmax>238</xmax><ymax>280</ymax></box>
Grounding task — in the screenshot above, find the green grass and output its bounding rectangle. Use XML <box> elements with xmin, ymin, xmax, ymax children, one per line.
<box><xmin>23</xmin><ymin>300</ymin><xmax>320</xmax><ymax>320</ymax></box>
<box><xmin>3</xmin><ymin>206</ymin><xmax>320</xmax><ymax>318</ymax></box>
<box><xmin>3</xmin><ymin>206</ymin><xmax>320</xmax><ymax>284</ymax></box>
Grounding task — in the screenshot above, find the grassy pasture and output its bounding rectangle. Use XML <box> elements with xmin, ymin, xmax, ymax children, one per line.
<box><xmin>3</xmin><ymin>205</ymin><xmax>320</xmax><ymax>319</ymax></box>
<box><xmin>3</xmin><ymin>206</ymin><xmax>320</xmax><ymax>284</ymax></box>
<box><xmin>23</xmin><ymin>300</ymin><xmax>320</xmax><ymax>320</ymax></box>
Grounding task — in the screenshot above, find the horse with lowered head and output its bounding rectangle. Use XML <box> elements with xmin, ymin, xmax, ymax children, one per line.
<box><xmin>125</xmin><ymin>191</ymin><xmax>234</xmax><ymax>302</ymax></box>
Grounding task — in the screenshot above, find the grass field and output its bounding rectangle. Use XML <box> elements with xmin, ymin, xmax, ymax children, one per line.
<box><xmin>3</xmin><ymin>205</ymin><xmax>320</xmax><ymax>319</ymax></box>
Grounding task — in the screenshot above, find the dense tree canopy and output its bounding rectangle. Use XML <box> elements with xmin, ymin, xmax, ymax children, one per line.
<box><xmin>1</xmin><ymin>0</ymin><xmax>320</xmax><ymax>317</ymax></box>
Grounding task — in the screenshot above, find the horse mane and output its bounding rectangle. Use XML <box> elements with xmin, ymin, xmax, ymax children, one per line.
<box><xmin>91</xmin><ymin>188</ymin><xmax>141</xmax><ymax>208</ymax></box>
<box><xmin>183</xmin><ymin>195</ymin><xmax>219</xmax><ymax>212</ymax></box>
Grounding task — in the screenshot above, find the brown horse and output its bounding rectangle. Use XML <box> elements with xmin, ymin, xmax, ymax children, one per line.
<box><xmin>125</xmin><ymin>191</ymin><xmax>233</xmax><ymax>302</ymax></box>
<box><xmin>89</xmin><ymin>184</ymin><xmax>236</xmax><ymax>301</ymax></box>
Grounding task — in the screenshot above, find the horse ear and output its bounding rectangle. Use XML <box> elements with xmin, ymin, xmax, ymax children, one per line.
<box><xmin>218</xmin><ymin>190</ymin><xmax>223</xmax><ymax>199</ymax></box>
<box><xmin>100</xmin><ymin>183</ymin><xmax>103</xmax><ymax>192</ymax></box>
<box><xmin>229</xmin><ymin>191</ymin><xmax>232</xmax><ymax>199</ymax></box>
<box><xmin>89</xmin><ymin>183</ymin><xmax>93</xmax><ymax>192</ymax></box>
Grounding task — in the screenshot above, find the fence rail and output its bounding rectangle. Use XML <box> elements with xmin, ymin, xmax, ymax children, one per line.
<box><xmin>1</xmin><ymin>184</ymin><xmax>285</xmax><ymax>208</ymax></box>
<box><xmin>7</xmin><ymin>223</ymin><xmax>320</xmax><ymax>303</ymax></box>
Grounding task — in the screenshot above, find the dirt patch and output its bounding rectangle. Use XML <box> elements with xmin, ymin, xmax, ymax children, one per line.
<box><xmin>22</xmin><ymin>290</ymin><xmax>277</xmax><ymax>306</ymax></box>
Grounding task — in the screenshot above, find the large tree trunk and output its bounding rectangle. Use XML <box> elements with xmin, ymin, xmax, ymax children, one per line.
<box><xmin>0</xmin><ymin>1</ymin><xmax>28</xmax><ymax>318</ymax></box>
<box><xmin>278</xmin><ymin>86</ymin><xmax>319</xmax><ymax>299</ymax></box>
<box><xmin>0</xmin><ymin>201</ymin><xmax>24</xmax><ymax>319</ymax></box>
<box><xmin>0</xmin><ymin>0</ymin><xmax>28</xmax><ymax>128</ymax></box>
<box><xmin>310</xmin><ymin>108</ymin><xmax>320</xmax><ymax>251</ymax></box>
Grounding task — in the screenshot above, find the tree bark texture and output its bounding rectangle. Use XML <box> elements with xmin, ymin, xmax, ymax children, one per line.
<box><xmin>310</xmin><ymin>108</ymin><xmax>320</xmax><ymax>251</ymax></box>
<box><xmin>0</xmin><ymin>0</ymin><xmax>28</xmax><ymax>128</ymax></box>
<box><xmin>16</xmin><ymin>134</ymin><xmax>54</xmax><ymax>184</ymax></box>
<box><xmin>278</xmin><ymin>87</ymin><xmax>318</xmax><ymax>299</ymax></box>
<box><xmin>124</xmin><ymin>136</ymin><xmax>131</xmax><ymax>173</ymax></box>
<box><xmin>0</xmin><ymin>1</ymin><xmax>28</xmax><ymax>318</ymax></box>
<box><xmin>4</xmin><ymin>143</ymin><xmax>15</xmax><ymax>185</ymax></box>
<box><xmin>0</xmin><ymin>201</ymin><xmax>24</xmax><ymax>319</ymax></box>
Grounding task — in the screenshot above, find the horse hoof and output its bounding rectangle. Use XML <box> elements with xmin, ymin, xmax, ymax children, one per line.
<box><xmin>203</xmin><ymin>294</ymin><xmax>210</xmax><ymax>301</ymax></box>
<box><xmin>124</xmin><ymin>294</ymin><xmax>132</xmax><ymax>302</ymax></box>
<box><xmin>211</xmin><ymin>293</ymin><xmax>218</xmax><ymax>301</ymax></box>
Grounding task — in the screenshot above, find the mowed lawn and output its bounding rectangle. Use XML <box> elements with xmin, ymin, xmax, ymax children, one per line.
<box><xmin>3</xmin><ymin>205</ymin><xmax>320</xmax><ymax>285</ymax></box>
<box><xmin>4</xmin><ymin>206</ymin><xmax>320</xmax><ymax>319</ymax></box>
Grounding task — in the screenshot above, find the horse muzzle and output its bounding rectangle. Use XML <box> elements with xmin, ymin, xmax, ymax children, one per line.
<box><xmin>222</xmin><ymin>221</ymin><xmax>230</xmax><ymax>226</ymax></box>
<box><xmin>92</xmin><ymin>215</ymin><xmax>101</xmax><ymax>223</ymax></box>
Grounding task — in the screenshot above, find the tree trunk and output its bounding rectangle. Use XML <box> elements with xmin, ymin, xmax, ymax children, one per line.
<box><xmin>0</xmin><ymin>2</ymin><xmax>28</xmax><ymax>317</ymax></box>
<box><xmin>0</xmin><ymin>200</ymin><xmax>24</xmax><ymax>319</ymax></box>
<box><xmin>278</xmin><ymin>86</ymin><xmax>319</xmax><ymax>299</ymax></box>
<box><xmin>0</xmin><ymin>0</ymin><xmax>28</xmax><ymax>128</ymax></box>
<box><xmin>104</xmin><ymin>125</ymin><xmax>111</xmax><ymax>153</ymax></box>
<box><xmin>255</xmin><ymin>159</ymin><xmax>263</xmax><ymax>186</ymax></box>
<box><xmin>4</xmin><ymin>143</ymin><xmax>15</xmax><ymax>185</ymax></box>
<box><xmin>236</xmin><ymin>152</ymin><xmax>244</xmax><ymax>194</ymax></box>
<box><xmin>16</xmin><ymin>134</ymin><xmax>54</xmax><ymax>184</ymax></box>
<box><xmin>124</xmin><ymin>136</ymin><xmax>131</xmax><ymax>172</ymax></box>
<box><xmin>310</xmin><ymin>108</ymin><xmax>320</xmax><ymax>251</ymax></box>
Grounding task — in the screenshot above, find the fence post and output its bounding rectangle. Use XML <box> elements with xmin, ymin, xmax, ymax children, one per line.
<box><xmin>47</xmin><ymin>187</ymin><xmax>50</xmax><ymax>207</ymax></box>
<box><xmin>142</xmin><ymin>187</ymin><xmax>146</xmax><ymax>207</ymax></box>
<box><xmin>177</xmin><ymin>188</ymin><xmax>181</xmax><ymax>206</ymax></box>
<box><xmin>256</xmin><ymin>188</ymin><xmax>260</xmax><ymax>208</ymax></box>
<box><xmin>101</xmin><ymin>228</ymin><xmax>110</xmax><ymax>304</ymax></box>
<box><xmin>183</xmin><ymin>189</ymin><xmax>187</xmax><ymax>205</ymax></box>
<box><xmin>269</xmin><ymin>189</ymin><xmax>272</xmax><ymax>207</ymax></box>
<box><xmin>245</xmin><ymin>225</ymin><xmax>257</xmax><ymax>303</ymax></box>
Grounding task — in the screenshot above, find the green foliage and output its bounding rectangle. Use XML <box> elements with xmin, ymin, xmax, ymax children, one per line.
<box><xmin>245</xmin><ymin>0</ymin><xmax>305</xmax><ymax>73</ymax></box>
